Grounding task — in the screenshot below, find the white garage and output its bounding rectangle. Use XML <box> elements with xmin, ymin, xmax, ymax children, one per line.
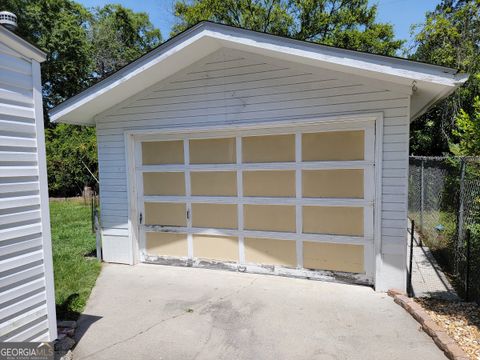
<box><xmin>50</xmin><ymin>22</ymin><xmax>467</xmax><ymax>291</ymax></box>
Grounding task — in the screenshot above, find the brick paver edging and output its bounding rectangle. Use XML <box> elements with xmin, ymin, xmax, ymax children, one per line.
<box><xmin>387</xmin><ymin>289</ymin><xmax>469</xmax><ymax>360</ymax></box>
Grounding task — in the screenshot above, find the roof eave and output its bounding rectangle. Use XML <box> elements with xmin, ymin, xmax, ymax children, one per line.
<box><xmin>411</xmin><ymin>73</ymin><xmax>470</xmax><ymax>121</ymax></box>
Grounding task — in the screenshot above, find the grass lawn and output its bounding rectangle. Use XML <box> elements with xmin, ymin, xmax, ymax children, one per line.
<box><xmin>50</xmin><ymin>199</ymin><xmax>102</xmax><ymax>320</ymax></box>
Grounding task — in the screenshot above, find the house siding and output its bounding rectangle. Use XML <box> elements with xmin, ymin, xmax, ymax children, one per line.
<box><xmin>96</xmin><ymin>48</ymin><xmax>410</xmax><ymax>290</ymax></box>
<box><xmin>0</xmin><ymin>43</ymin><xmax>56</xmax><ymax>341</ymax></box>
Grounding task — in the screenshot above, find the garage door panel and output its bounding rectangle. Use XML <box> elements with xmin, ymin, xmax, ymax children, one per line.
<box><xmin>191</xmin><ymin>171</ymin><xmax>237</xmax><ymax>196</ymax></box>
<box><xmin>143</xmin><ymin>172</ymin><xmax>185</xmax><ymax>196</ymax></box>
<box><xmin>243</xmin><ymin>170</ymin><xmax>295</xmax><ymax>197</ymax></box>
<box><xmin>245</xmin><ymin>238</ymin><xmax>296</xmax><ymax>267</ymax></box>
<box><xmin>144</xmin><ymin>202</ymin><xmax>186</xmax><ymax>226</ymax></box>
<box><xmin>303</xmin><ymin>242</ymin><xmax>364</xmax><ymax>273</ymax></box>
<box><xmin>189</xmin><ymin>138</ymin><xmax>236</xmax><ymax>164</ymax></box>
<box><xmin>138</xmin><ymin>122</ymin><xmax>375</xmax><ymax>281</ymax></box>
<box><xmin>244</xmin><ymin>205</ymin><xmax>296</xmax><ymax>232</ymax></box>
<box><xmin>303</xmin><ymin>206</ymin><xmax>363</xmax><ymax>236</ymax></box>
<box><xmin>302</xmin><ymin>131</ymin><xmax>364</xmax><ymax>161</ymax></box>
<box><xmin>142</xmin><ymin>140</ymin><xmax>184</xmax><ymax>165</ymax></box>
<box><xmin>192</xmin><ymin>203</ymin><xmax>237</xmax><ymax>229</ymax></box>
<box><xmin>146</xmin><ymin>232</ymin><xmax>188</xmax><ymax>257</ymax></box>
<box><xmin>243</xmin><ymin>134</ymin><xmax>295</xmax><ymax>163</ymax></box>
<box><xmin>302</xmin><ymin>169</ymin><xmax>364</xmax><ymax>198</ymax></box>
<box><xmin>193</xmin><ymin>235</ymin><xmax>238</xmax><ymax>262</ymax></box>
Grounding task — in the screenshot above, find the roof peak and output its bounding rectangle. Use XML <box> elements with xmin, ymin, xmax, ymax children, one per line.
<box><xmin>50</xmin><ymin>20</ymin><xmax>468</xmax><ymax>125</ymax></box>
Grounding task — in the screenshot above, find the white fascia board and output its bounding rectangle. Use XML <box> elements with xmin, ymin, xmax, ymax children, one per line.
<box><xmin>203</xmin><ymin>24</ymin><xmax>464</xmax><ymax>88</ymax></box>
<box><xmin>0</xmin><ymin>26</ymin><xmax>46</xmax><ymax>62</ymax></box>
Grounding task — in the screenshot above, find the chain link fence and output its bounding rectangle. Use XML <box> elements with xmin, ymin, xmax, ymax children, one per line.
<box><xmin>408</xmin><ymin>156</ymin><xmax>480</xmax><ymax>302</ymax></box>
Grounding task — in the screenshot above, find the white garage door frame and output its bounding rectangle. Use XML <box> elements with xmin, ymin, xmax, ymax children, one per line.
<box><xmin>124</xmin><ymin>112</ymin><xmax>383</xmax><ymax>285</ymax></box>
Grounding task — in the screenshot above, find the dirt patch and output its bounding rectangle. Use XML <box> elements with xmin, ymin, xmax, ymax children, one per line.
<box><xmin>416</xmin><ymin>298</ymin><xmax>480</xmax><ymax>359</ymax></box>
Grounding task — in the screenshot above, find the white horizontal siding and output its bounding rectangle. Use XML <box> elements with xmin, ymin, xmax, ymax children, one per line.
<box><xmin>0</xmin><ymin>223</ymin><xmax>42</xmax><ymax>242</ymax></box>
<box><xmin>0</xmin><ymin>292</ymin><xmax>46</xmax><ymax>323</ymax></box>
<box><xmin>0</xmin><ymin>43</ymin><xmax>53</xmax><ymax>342</ymax></box>
<box><xmin>0</xmin><ymin>195</ymin><xmax>40</xmax><ymax>209</ymax></box>
<box><xmin>96</xmin><ymin>48</ymin><xmax>409</xmax><ymax>286</ymax></box>
<box><xmin>0</xmin><ymin>52</ymin><xmax>32</xmax><ymax>75</ymax></box>
<box><xmin>0</xmin><ymin>264</ymin><xmax>44</xmax><ymax>289</ymax></box>
<box><xmin>0</xmin><ymin>305</ymin><xmax>47</xmax><ymax>339</ymax></box>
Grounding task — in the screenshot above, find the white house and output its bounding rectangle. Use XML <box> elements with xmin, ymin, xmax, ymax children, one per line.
<box><xmin>50</xmin><ymin>22</ymin><xmax>468</xmax><ymax>291</ymax></box>
<box><xmin>0</xmin><ymin>24</ymin><xmax>57</xmax><ymax>341</ymax></box>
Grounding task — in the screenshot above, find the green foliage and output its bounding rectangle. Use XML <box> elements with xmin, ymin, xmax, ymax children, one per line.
<box><xmin>172</xmin><ymin>0</ymin><xmax>292</xmax><ymax>36</ymax></box>
<box><xmin>410</xmin><ymin>0</ymin><xmax>480</xmax><ymax>155</ymax></box>
<box><xmin>452</xmin><ymin>95</ymin><xmax>480</xmax><ymax>156</ymax></box>
<box><xmin>90</xmin><ymin>4</ymin><xmax>162</xmax><ymax>78</ymax></box>
<box><xmin>3</xmin><ymin>0</ymin><xmax>162</xmax><ymax>196</ymax></box>
<box><xmin>50</xmin><ymin>200</ymin><xmax>101</xmax><ymax>320</ymax></box>
<box><xmin>172</xmin><ymin>0</ymin><xmax>404</xmax><ymax>55</ymax></box>
<box><xmin>2</xmin><ymin>0</ymin><xmax>94</xmax><ymax>109</ymax></box>
<box><xmin>45</xmin><ymin>124</ymin><xmax>97</xmax><ymax>197</ymax></box>
<box><xmin>409</xmin><ymin>119</ymin><xmax>445</xmax><ymax>155</ymax></box>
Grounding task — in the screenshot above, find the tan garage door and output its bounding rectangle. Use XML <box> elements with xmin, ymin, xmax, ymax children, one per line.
<box><xmin>136</xmin><ymin>121</ymin><xmax>375</xmax><ymax>279</ymax></box>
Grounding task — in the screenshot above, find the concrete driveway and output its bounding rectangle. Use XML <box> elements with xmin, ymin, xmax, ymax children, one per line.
<box><xmin>74</xmin><ymin>264</ymin><xmax>445</xmax><ymax>360</ymax></box>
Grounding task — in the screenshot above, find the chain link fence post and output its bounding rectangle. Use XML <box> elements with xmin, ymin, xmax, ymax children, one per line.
<box><xmin>466</xmin><ymin>229</ymin><xmax>471</xmax><ymax>302</ymax></box>
<box><xmin>454</xmin><ymin>159</ymin><xmax>466</xmax><ymax>276</ymax></box>
<box><xmin>457</xmin><ymin>158</ymin><xmax>466</xmax><ymax>243</ymax></box>
<box><xmin>408</xmin><ymin>219</ymin><xmax>415</xmax><ymax>297</ymax></box>
<box><xmin>419</xmin><ymin>158</ymin><xmax>424</xmax><ymax>245</ymax></box>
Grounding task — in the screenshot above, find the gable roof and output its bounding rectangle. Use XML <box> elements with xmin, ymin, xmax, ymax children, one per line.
<box><xmin>0</xmin><ymin>25</ymin><xmax>46</xmax><ymax>62</ymax></box>
<box><xmin>49</xmin><ymin>21</ymin><xmax>468</xmax><ymax>125</ymax></box>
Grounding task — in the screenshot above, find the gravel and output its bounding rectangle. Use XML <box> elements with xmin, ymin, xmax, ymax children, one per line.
<box><xmin>416</xmin><ymin>298</ymin><xmax>480</xmax><ymax>360</ymax></box>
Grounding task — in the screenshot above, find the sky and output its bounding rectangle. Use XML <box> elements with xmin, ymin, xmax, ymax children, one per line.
<box><xmin>78</xmin><ymin>0</ymin><xmax>440</xmax><ymax>42</ymax></box>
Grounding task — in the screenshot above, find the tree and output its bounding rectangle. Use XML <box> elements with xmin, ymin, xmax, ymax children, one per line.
<box><xmin>3</xmin><ymin>0</ymin><xmax>94</xmax><ymax>110</ymax></box>
<box><xmin>49</xmin><ymin>4</ymin><xmax>161</xmax><ymax>196</ymax></box>
<box><xmin>172</xmin><ymin>0</ymin><xmax>403</xmax><ymax>56</ymax></box>
<box><xmin>90</xmin><ymin>4</ymin><xmax>162</xmax><ymax>78</ymax></box>
<box><xmin>409</xmin><ymin>0</ymin><xmax>480</xmax><ymax>155</ymax></box>
<box><xmin>45</xmin><ymin>124</ymin><xmax>98</xmax><ymax>196</ymax></box>
<box><xmin>173</xmin><ymin>0</ymin><xmax>292</xmax><ymax>37</ymax></box>
<box><xmin>452</xmin><ymin>93</ymin><xmax>480</xmax><ymax>156</ymax></box>
<box><xmin>2</xmin><ymin>0</ymin><xmax>162</xmax><ymax>196</ymax></box>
